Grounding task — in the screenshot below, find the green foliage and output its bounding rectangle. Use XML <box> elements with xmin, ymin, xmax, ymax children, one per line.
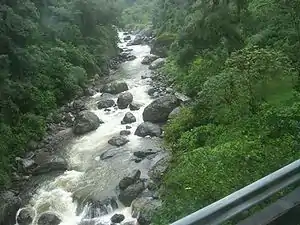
<box><xmin>0</xmin><ymin>0</ymin><xmax>119</xmax><ymax>187</ymax></box>
<box><xmin>152</xmin><ymin>0</ymin><xmax>300</xmax><ymax>224</ymax></box>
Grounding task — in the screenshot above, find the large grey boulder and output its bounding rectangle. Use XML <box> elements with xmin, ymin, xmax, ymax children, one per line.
<box><xmin>117</xmin><ymin>92</ymin><xmax>133</xmax><ymax>109</ymax></box>
<box><xmin>118</xmin><ymin>181</ymin><xmax>145</xmax><ymax>206</ymax></box>
<box><xmin>0</xmin><ymin>191</ymin><xmax>21</xmax><ymax>225</ymax></box>
<box><xmin>97</xmin><ymin>99</ymin><xmax>115</xmax><ymax>109</ymax></box>
<box><xmin>149</xmin><ymin>58</ymin><xmax>166</xmax><ymax>70</ymax></box>
<box><xmin>143</xmin><ymin>95</ymin><xmax>180</xmax><ymax>123</ymax></box>
<box><xmin>148</xmin><ymin>155</ymin><xmax>171</xmax><ymax>183</ymax></box>
<box><xmin>102</xmin><ymin>82</ymin><xmax>129</xmax><ymax>94</ymax></box>
<box><xmin>121</xmin><ymin>112</ymin><xmax>136</xmax><ymax>124</ymax></box>
<box><xmin>168</xmin><ymin>107</ymin><xmax>181</xmax><ymax>119</ymax></box>
<box><xmin>17</xmin><ymin>208</ymin><xmax>35</xmax><ymax>225</ymax></box>
<box><xmin>108</xmin><ymin>136</ymin><xmax>129</xmax><ymax>147</ymax></box>
<box><xmin>32</xmin><ymin>151</ymin><xmax>68</xmax><ymax>175</ymax></box>
<box><xmin>73</xmin><ymin>111</ymin><xmax>102</xmax><ymax>135</ymax></box>
<box><xmin>141</xmin><ymin>55</ymin><xmax>159</xmax><ymax>65</ymax></box>
<box><xmin>38</xmin><ymin>213</ymin><xmax>61</xmax><ymax>225</ymax></box>
<box><xmin>132</xmin><ymin>197</ymin><xmax>162</xmax><ymax>225</ymax></box>
<box><xmin>134</xmin><ymin>122</ymin><xmax>162</xmax><ymax>137</ymax></box>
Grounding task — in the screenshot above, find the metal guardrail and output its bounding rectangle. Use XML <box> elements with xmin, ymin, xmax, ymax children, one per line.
<box><xmin>170</xmin><ymin>160</ymin><xmax>300</xmax><ymax>225</ymax></box>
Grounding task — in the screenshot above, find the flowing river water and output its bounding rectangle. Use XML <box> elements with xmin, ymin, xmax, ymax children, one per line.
<box><xmin>16</xmin><ymin>32</ymin><xmax>165</xmax><ymax>225</ymax></box>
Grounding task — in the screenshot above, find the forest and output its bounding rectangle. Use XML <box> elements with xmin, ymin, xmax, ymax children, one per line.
<box><xmin>0</xmin><ymin>0</ymin><xmax>120</xmax><ymax>186</ymax></box>
<box><xmin>1</xmin><ymin>0</ymin><xmax>300</xmax><ymax>224</ymax></box>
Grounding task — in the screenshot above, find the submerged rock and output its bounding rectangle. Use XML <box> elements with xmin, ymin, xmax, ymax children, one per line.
<box><xmin>117</xmin><ymin>92</ymin><xmax>133</xmax><ymax>109</ymax></box>
<box><xmin>120</xmin><ymin>130</ymin><xmax>131</xmax><ymax>136</ymax></box>
<box><xmin>17</xmin><ymin>208</ymin><xmax>35</xmax><ymax>225</ymax></box>
<box><xmin>84</xmin><ymin>197</ymin><xmax>118</xmax><ymax>219</ymax></box>
<box><xmin>73</xmin><ymin>111</ymin><xmax>102</xmax><ymax>135</ymax></box>
<box><xmin>143</xmin><ymin>95</ymin><xmax>180</xmax><ymax>123</ymax></box>
<box><xmin>134</xmin><ymin>122</ymin><xmax>162</xmax><ymax>137</ymax></box>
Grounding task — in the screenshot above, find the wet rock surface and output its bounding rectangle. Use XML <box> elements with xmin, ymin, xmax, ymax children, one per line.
<box><xmin>102</xmin><ymin>82</ymin><xmax>129</xmax><ymax>94</ymax></box>
<box><xmin>118</xmin><ymin>181</ymin><xmax>145</xmax><ymax>207</ymax></box>
<box><xmin>108</xmin><ymin>136</ymin><xmax>129</xmax><ymax>147</ymax></box>
<box><xmin>117</xmin><ymin>92</ymin><xmax>133</xmax><ymax>109</ymax></box>
<box><xmin>37</xmin><ymin>213</ymin><xmax>61</xmax><ymax>225</ymax></box>
<box><xmin>143</xmin><ymin>95</ymin><xmax>180</xmax><ymax>123</ymax></box>
<box><xmin>111</xmin><ymin>214</ymin><xmax>125</xmax><ymax>223</ymax></box>
<box><xmin>135</xmin><ymin>122</ymin><xmax>162</xmax><ymax>137</ymax></box>
<box><xmin>73</xmin><ymin>111</ymin><xmax>102</xmax><ymax>135</ymax></box>
<box><xmin>121</xmin><ymin>112</ymin><xmax>136</xmax><ymax>124</ymax></box>
<box><xmin>17</xmin><ymin>208</ymin><xmax>34</xmax><ymax>225</ymax></box>
<box><xmin>97</xmin><ymin>99</ymin><xmax>115</xmax><ymax>109</ymax></box>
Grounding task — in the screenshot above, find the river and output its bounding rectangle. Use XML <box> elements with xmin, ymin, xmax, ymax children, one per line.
<box><xmin>16</xmin><ymin>32</ymin><xmax>164</xmax><ymax>225</ymax></box>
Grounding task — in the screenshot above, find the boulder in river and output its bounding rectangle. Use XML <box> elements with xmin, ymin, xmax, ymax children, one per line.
<box><xmin>168</xmin><ymin>106</ymin><xmax>181</xmax><ymax>119</ymax></box>
<box><xmin>143</xmin><ymin>95</ymin><xmax>180</xmax><ymax>123</ymax></box>
<box><xmin>129</xmin><ymin>102</ymin><xmax>142</xmax><ymax>111</ymax></box>
<box><xmin>84</xmin><ymin>197</ymin><xmax>118</xmax><ymax>219</ymax></box>
<box><xmin>132</xmin><ymin>197</ymin><xmax>162</xmax><ymax>225</ymax></box>
<box><xmin>38</xmin><ymin>213</ymin><xmax>61</xmax><ymax>225</ymax></box>
<box><xmin>108</xmin><ymin>136</ymin><xmax>129</xmax><ymax>147</ymax></box>
<box><xmin>111</xmin><ymin>214</ymin><xmax>125</xmax><ymax>223</ymax></box>
<box><xmin>97</xmin><ymin>99</ymin><xmax>115</xmax><ymax>109</ymax></box>
<box><xmin>73</xmin><ymin>111</ymin><xmax>102</xmax><ymax>135</ymax></box>
<box><xmin>0</xmin><ymin>191</ymin><xmax>21</xmax><ymax>225</ymax></box>
<box><xmin>117</xmin><ymin>92</ymin><xmax>133</xmax><ymax>109</ymax></box>
<box><xmin>141</xmin><ymin>55</ymin><xmax>159</xmax><ymax>65</ymax></box>
<box><xmin>149</xmin><ymin>58</ymin><xmax>166</xmax><ymax>70</ymax></box>
<box><xmin>102</xmin><ymin>82</ymin><xmax>129</xmax><ymax>94</ymax></box>
<box><xmin>133</xmin><ymin>149</ymin><xmax>159</xmax><ymax>159</ymax></box>
<box><xmin>119</xmin><ymin>169</ymin><xmax>141</xmax><ymax>190</ymax></box>
<box><xmin>72</xmin><ymin>99</ymin><xmax>86</xmax><ymax>113</ymax></box>
<box><xmin>120</xmin><ymin>130</ymin><xmax>131</xmax><ymax>136</ymax></box>
<box><xmin>148</xmin><ymin>155</ymin><xmax>171</xmax><ymax>184</ymax></box>
<box><xmin>134</xmin><ymin>122</ymin><xmax>162</xmax><ymax>137</ymax></box>
<box><xmin>121</xmin><ymin>112</ymin><xmax>136</xmax><ymax>124</ymax></box>
<box><xmin>32</xmin><ymin>151</ymin><xmax>68</xmax><ymax>175</ymax></box>
<box><xmin>118</xmin><ymin>181</ymin><xmax>145</xmax><ymax>206</ymax></box>
<box><xmin>124</xmin><ymin>35</ymin><xmax>131</xmax><ymax>41</ymax></box>
<box><xmin>17</xmin><ymin>208</ymin><xmax>35</xmax><ymax>225</ymax></box>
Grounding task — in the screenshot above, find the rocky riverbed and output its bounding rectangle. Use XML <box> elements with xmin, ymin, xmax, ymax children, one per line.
<box><xmin>1</xmin><ymin>31</ymin><xmax>190</xmax><ymax>225</ymax></box>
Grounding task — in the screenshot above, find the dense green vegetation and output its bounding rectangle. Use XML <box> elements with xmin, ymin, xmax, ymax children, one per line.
<box><xmin>118</xmin><ymin>0</ymin><xmax>155</xmax><ymax>30</ymax></box>
<box><xmin>0</xmin><ymin>0</ymin><xmax>120</xmax><ymax>186</ymax></box>
<box><xmin>147</xmin><ymin>0</ymin><xmax>300</xmax><ymax>224</ymax></box>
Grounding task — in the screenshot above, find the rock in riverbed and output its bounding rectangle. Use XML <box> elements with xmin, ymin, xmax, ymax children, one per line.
<box><xmin>149</xmin><ymin>58</ymin><xmax>165</xmax><ymax>70</ymax></box>
<box><xmin>135</xmin><ymin>122</ymin><xmax>162</xmax><ymax>137</ymax></box>
<box><xmin>17</xmin><ymin>208</ymin><xmax>35</xmax><ymax>225</ymax></box>
<box><xmin>73</xmin><ymin>111</ymin><xmax>103</xmax><ymax>135</ymax></box>
<box><xmin>129</xmin><ymin>102</ymin><xmax>142</xmax><ymax>111</ymax></box>
<box><xmin>117</xmin><ymin>92</ymin><xmax>133</xmax><ymax>109</ymax></box>
<box><xmin>102</xmin><ymin>82</ymin><xmax>129</xmax><ymax>94</ymax></box>
<box><xmin>111</xmin><ymin>214</ymin><xmax>125</xmax><ymax>223</ymax></box>
<box><xmin>108</xmin><ymin>136</ymin><xmax>129</xmax><ymax>147</ymax></box>
<box><xmin>132</xmin><ymin>197</ymin><xmax>162</xmax><ymax>225</ymax></box>
<box><xmin>118</xmin><ymin>181</ymin><xmax>145</xmax><ymax>207</ymax></box>
<box><xmin>119</xmin><ymin>169</ymin><xmax>141</xmax><ymax>190</ymax></box>
<box><xmin>97</xmin><ymin>99</ymin><xmax>115</xmax><ymax>109</ymax></box>
<box><xmin>143</xmin><ymin>95</ymin><xmax>180</xmax><ymax>123</ymax></box>
<box><xmin>121</xmin><ymin>112</ymin><xmax>136</xmax><ymax>124</ymax></box>
<box><xmin>141</xmin><ymin>55</ymin><xmax>159</xmax><ymax>65</ymax></box>
<box><xmin>38</xmin><ymin>213</ymin><xmax>61</xmax><ymax>225</ymax></box>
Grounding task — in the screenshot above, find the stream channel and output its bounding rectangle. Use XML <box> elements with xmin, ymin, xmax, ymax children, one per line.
<box><xmin>16</xmin><ymin>32</ymin><xmax>168</xmax><ymax>225</ymax></box>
